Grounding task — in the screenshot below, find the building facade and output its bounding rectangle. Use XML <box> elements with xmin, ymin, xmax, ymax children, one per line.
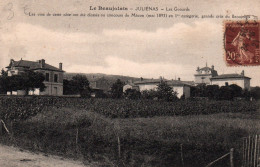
<box><xmin>195</xmin><ymin>64</ymin><xmax>251</xmax><ymax>90</ymax></box>
<box><xmin>194</xmin><ymin>64</ymin><xmax>218</xmax><ymax>85</ymax></box>
<box><xmin>6</xmin><ymin>59</ymin><xmax>64</xmax><ymax>96</ymax></box>
<box><xmin>126</xmin><ymin>78</ymin><xmax>192</xmax><ymax>99</ymax></box>
<box><xmin>210</xmin><ymin>71</ymin><xmax>251</xmax><ymax>90</ymax></box>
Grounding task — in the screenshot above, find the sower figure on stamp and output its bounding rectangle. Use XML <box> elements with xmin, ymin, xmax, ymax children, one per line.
<box><xmin>231</xmin><ymin>26</ymin><xmax>255</xmax><ymax>63</ymax></box>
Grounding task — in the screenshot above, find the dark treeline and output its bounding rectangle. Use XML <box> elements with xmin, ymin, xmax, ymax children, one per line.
<box><xmin>190</xmin><ymin>83</ymin><xmax>260</xmax><ymax>100</ymax></box>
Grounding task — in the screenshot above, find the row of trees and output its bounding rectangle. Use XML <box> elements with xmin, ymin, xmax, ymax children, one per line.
<box><xmin>191</xmin><ymin>83</ymin><xmax>252</xmax><ymax>100</ymax></box>
<box><xmin>0</xmin><ymin>69</ymin><xmax>45</xmax><ymax>94</ymax></box>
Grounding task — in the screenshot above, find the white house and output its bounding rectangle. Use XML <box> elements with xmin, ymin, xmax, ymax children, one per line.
<box><xmin>195</xmin><ymin>64</ymin><xmax>251</xmax><ymax>90</ymax></box>
<box><xmin>194</xmin><ymin>64</ymin><xmax>218</xmax><ymax>85</ymax></box>
<box><xmin>210</xmin><ymin>70</ymin><xmax>251</xmax><ymax>90</ymax></box>
<box><xmin>130</xmin><ymin>78</ymin><xmax>193</xmax><ymax>99</ymax></box>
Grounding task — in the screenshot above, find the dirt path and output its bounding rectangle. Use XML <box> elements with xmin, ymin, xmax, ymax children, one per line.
<box><xmin>0</xmin><ymin>144</ymin><xmax>88</xmax><ymax>167</ymax></box>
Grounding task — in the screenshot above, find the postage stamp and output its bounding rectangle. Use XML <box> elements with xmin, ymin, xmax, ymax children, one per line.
<box><xmin>224</xmin><ymin>20</ymin><xmax>260</xmax><ymax>66</ymax></box>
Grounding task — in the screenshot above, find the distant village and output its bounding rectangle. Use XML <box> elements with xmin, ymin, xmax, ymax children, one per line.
<box><xmin>1</xmin><ymin>58</ymin><xmax>252</xmax><ymax>99</ymax></box>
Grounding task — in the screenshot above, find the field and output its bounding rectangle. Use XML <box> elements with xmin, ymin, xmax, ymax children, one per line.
<box><xmin>0</xmin><ymin>96</ymin><xmax>259</xmax><ymax>166</ymax></box>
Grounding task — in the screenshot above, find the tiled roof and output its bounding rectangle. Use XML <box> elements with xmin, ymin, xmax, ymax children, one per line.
<box><xmin>6</xmin><ymin>60</ymin><xmax>64</xmax><ymax>72</ymax></box>
<box><xmin>211</xmin><ymin>74</ymin><xmax>251</xmax><ymax>79</ymax></box>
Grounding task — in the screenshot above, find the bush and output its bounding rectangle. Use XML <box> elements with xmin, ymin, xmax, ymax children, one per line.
<box><xmin>124</xmin><ymin>89</ymin><xmax>141</xmax><ymax>99</ymax></box>
<box><xmin>0</xmin><ymin>96</ymin><xmax>258</xmax><ymax>120</ymax></box>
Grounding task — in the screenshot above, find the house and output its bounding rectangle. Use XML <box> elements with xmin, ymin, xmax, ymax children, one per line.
<box><xmin>210</xmin><ymin>70</ymin><xmax>251</xmax><ymax>90</ymax></box>
<box><xmin>6</xmin><ymin>59</ymin><xmax>64</xmax><ymax>96</ymax></box>
<box><xmin>194</xmin><ymin>63</ymin><xmax>218</xmax><ymax>85</ymax></box>
<box><xmin>195</xmin><ymin>64</ymin><xmax>251</xmax><ymax>90</ymax></box>
<box><xmin>127</xmin><ymin>77</ymin><xmax>192</xmax><ymax>99</ymax></box>
<box><xmin>123</xmin><ymin>83</ymin><xmax>140</xmax><ymax>92</ymax></box>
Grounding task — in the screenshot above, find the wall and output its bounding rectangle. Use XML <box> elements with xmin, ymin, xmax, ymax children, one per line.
<box><xmin>40</xmin><ymin>82</ymin><xmax>63</xmax><ymax>96</ymax></box>
<box><xmin>36</xmin><ymin>70</ymin><xmax>64</xmax><ymax>96</ymax></box>
<box><xmin>183</xmin><ymin>86</ymin><xmax>191</xmax><ymax>98</ymax></box>
<box><xmin>138</xmin><ymin>83</ymin><xmax>158</xmax><ymax>92</ymax></box>
<box><xmin>10</xmin><ymin>90</ymin><xmax>26</xmax><ymax>95</ymax></box>
<box><xmin>244</xmin><ymin>79</ymin><xmax>250</xmax><ymax>90</ymax></box>
<box><xmin>194</xmin><ymin>74</ymin><xmax>212</xmax><ymax>85</ymax></box>
<box><xmin>211</xmin><ymin>78</ymin><xmax>250</xmax><ymax>90</ymax></box>
<box><xmin>172</xmin><ymin>86</ymin><xmax>184</xmax><ymax>98</ymax></box>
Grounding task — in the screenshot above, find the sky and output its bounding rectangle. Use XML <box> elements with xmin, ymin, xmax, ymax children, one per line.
<box><xmin>0</xmin><ymin>0</ymin><xmax>260</xmax><ymax>86</ymax></box>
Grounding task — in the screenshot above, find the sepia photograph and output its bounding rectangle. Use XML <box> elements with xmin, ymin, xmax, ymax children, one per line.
<box><xmin>0</xmin><ymin>0</ymin><xmax>260</xmax><ymax>166</ymax></box>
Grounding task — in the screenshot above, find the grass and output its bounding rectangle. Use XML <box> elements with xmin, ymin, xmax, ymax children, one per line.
<box><xmin>0</xmin><ymin>99</ymin><xmax>259</xmax><ymax>166</ymax></box>
<box><xmin>0</xmin><ymin>105</ymin><xmax>258</xmax><ymax>167</ymax></box>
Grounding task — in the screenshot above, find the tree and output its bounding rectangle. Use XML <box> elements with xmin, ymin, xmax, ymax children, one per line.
<box><xmin>219</xmin><ymin>86</ymin><xmax>234</xmax><ymax>100</ymax></box>
<box><xmin>1</xmin><ymin>69</ymin><xmax>8</xmax><ymax>77</ymax></box>
<box><xmin>63</xmin><ymin>74</ymin><xmax>91</xmax><ymax>97</ymax></box>
<box><xmin>124</xmin><ymin>88</ymin><xmax>141</xmax><ymax>99</ymax></box>
<box><xmin>25</xmin><ymin>71</ymin><xmax>46</xmax><ymax>92</ymax></box>
<box><xmin>0</xmin><ymin>69</ymin><xmax>9</xmax><ymax>94</ymax></box>
<box><xmin>205</xmin><ymin>85</ymin><xmax>220</xmax><ymax>100</ymax></box>
<box><xmin>157</xmin><ymin>81</ymin><xmax>178</xmax><ymax>101</ymax></box>
<box><xmin>191</xmin><ymin>83</ymin><xmax>207</xmax><ymax>97</ymax></box>
<box><xmin>250</xmin><ymin>86</ymin><xmax>260</xmax><ymax>100</ymax></box>
<box><xmin>229</xmin><ymin>84</ymin><xmax>242</xmax><ymax>97</ymax></box>
<box><xmin>0</xmin><ymin>70</ymin><xmax>46</xmax><ymax>94</ymax></box>
<box><xmin>141</xmin><ymin>89</ymin><xmax>158</xmax><ymax>100</ymax></box>
<box><xmin>111</xmin><ymin>79</ymin><xmax>124</xmax><ymax>98</ymax></box>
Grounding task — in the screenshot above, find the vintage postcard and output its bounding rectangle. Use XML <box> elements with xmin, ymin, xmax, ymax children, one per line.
<box><xmin>0</xmin><ymin>0</ymin><xmax>260</xmax><ymax>167</ymax></box>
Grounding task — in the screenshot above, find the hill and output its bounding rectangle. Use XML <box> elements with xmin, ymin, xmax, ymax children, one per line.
<box><xmin>64</xmin><ymin>73</ymin><xmax>142</xmax><ymax>91</ymax></box>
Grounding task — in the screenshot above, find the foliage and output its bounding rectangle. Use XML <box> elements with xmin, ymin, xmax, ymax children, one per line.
<box><xmin>191</xmin><ymin>84</ymin><xmax>245</xmax><ymax>100</ymax></box>
<box><xmin>250</xmin><ymin>86</ymin><xmax>260</xmax><ymax>99</ymax></box>
<box><xmin>205</xmin><ymin>85</ymin><xmax>220</xmax><ymax>99</ymax></box>
<box><xmin>63</xmin><ymin>74</ymin><xmax>91</xmax><ymax>97</ymax></box>
<box><xmin>1</xmin><ymin>69</ymin><xmax>8</xmax><ymax>77</ymax></box>
<box><xmin>111</xmin><ymin>79</ymin><xmax>124</xmax><ymax>99</ymax></box>
<box><xmin>0</xmin><ymin>96</ymin><xmax>258</xmax><ymax>121</ymax></box>
<box><xmin>124</xmin><ymin>88</ymin><xmax>141</xmax><ymax>99</ymax></box>
<box><xmin>157</xmin><ymin>81</ymin><xmax>178</xmax><ymax>101</ymax></box>
<box><xmin>141</xmin><ymin>89</ymin><xmax>158</xmax><ymax>100</ymax></box>
<box><xmin>26</xmin><ymin>71</ymin><xmax>46</xmax><ymax>92</ymax></box>
<box><xmin>0</xmin><ymin>98</ymin><xmax>258</xmax><ymax>166</ymax></box>
<box><xmin>0</xmin><ymin>70</ymin><xmax>45</xmax><ymax>94</ymax></box>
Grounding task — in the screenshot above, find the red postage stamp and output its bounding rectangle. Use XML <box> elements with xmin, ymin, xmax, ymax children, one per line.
<box><xmin>224</xmin><ymin>20</ymin><xmax>260</xmax><ymax>66</ymax></box>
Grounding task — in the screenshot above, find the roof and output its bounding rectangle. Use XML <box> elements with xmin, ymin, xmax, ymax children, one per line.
<box><xmin>211</xmin><ymin>74</ymin><xmax>251</xmax><ymax>80</ymax></box>
<box><xmin>200</xmin><ymin>67</ymin><xmax>212</xmax><ymax>71</ymax></box>
<box><xmin>134</xmin><ymin>79</ymin><xmax>164</xmax><ymax>84</ymax></box>
<box><xmin>6</xmin><ymin>59</ymin><xmax>64</xmax><ymax>72</ymax></box>
<box><xmin>125</xmin><ymin>83</ymin><xmax>138</xmax><ymax>87</ymax></box>
<box><xmin>197</xmin><ymin>66</ymin><xmax>218</xmax><ymax>77</ymax></box>
<box><xmin>134</xmin><ymin>79</ymin><xmax>192</xmax><ymax>87</ymax></box>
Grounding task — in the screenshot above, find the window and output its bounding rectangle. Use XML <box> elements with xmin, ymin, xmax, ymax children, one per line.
<box><xmin>54</xmin><ymin>74</ymin><xmax>58</xmax><ymax>82</ymax></box>
<box><xmin>45</xmin><ymin>73</ymin><xmax>49</xmax><ymax>82</ymax></box>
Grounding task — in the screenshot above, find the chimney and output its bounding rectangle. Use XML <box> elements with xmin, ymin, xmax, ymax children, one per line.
<box><xmin>10</xmin><ymin>59</ymin><xmax>14</xmax><ymax>64</ymax></box>
<box><xmin>39</xmin><ymin>59</ymin><xmax>45</xmax><ymax>68</ymax></box>
<box><xmin>211</xmin><ymin>65</ymin><xmax>214</xmax><ymax>70</ymax></box>
<box><xmin>241</xmin><ymin>70</ymin><xmax>244</xmax><ymax>76</ymax></box>
<box><xmin>140</xmin><ymin>77</ymin><xmax>143</xmax><ymax>81</ymax></box>
<box><xmin>197</xmin><ymin>66</ymin><xmax>200</xmax><ymax>71</ymax></box>
<box><xmin>59</xmin><ymin>62</ymin><xmax>62</xmax><ymax>70</ymax></box>
<box><xmin>178</xmin><ymin>77</ymin><xmax>181</xmax><ymax>81</ymax></box>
